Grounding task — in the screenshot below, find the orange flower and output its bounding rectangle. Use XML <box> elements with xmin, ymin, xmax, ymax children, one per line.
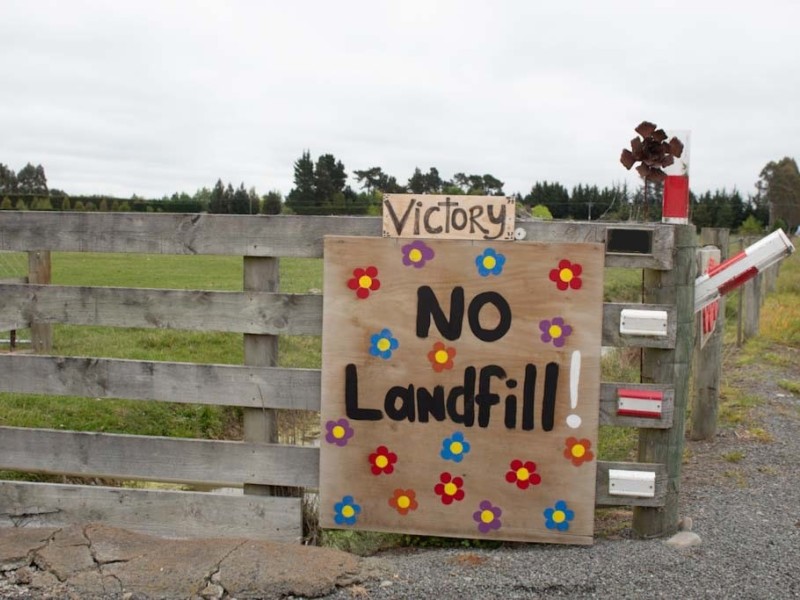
<box><xmin>564</xmin><ymin>437</ymin><xmax>594</xmax><ymax>467</ymax></box>
<box><xmin>427</xmin><ymin>341</ymin><xmax>456</xmax><ymax>372</ymax></box>
<box><xmin>388</xmin><ymin>488</ymin><xmax>418</xmax><ymax>515</ymax></box>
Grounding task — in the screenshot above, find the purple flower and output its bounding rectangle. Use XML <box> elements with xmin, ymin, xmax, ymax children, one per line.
<box><xmin>473</xmin><ymin>500</ymin><xmax>502</xmax><ymax>533</ymax></box>
<box><xmin>539</xmin><ymin>317</ymin><xmax>573</xmax><ymax>348</ymax></box>
<box><xmin>402</xmin><ymin>240</ymin><xmax>435</xmax><ymax>268</ymax></box>
<box><xmin>325</xmin><ymin>418</ymin><xmax>354</xmax><ymax>447</ymax></box>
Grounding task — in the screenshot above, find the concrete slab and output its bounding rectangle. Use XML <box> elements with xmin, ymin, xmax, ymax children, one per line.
<box><xmin>220</xmin><ymin>539</ymin><xmax>361</xmax><ymax>599</ymax></box>
<box><xmin>0</xmin><ymin>525</ymin><xmax>371</xmax><ymax>599</ymax></box>
<box><xmin>0</xmin><ymin>527</ymin><xmax>58</xmax><ymax>570</ymax></box>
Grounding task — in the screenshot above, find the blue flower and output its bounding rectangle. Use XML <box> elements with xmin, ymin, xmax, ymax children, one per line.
<box><xmin>475</xmin><ymin>248</ymin><xmax>506</xmax><ymax>277</ymax></box>
<box><xmin>369</xmin><ymin>328</ymin><xmax>399</xmax><ymax>360</ymax></box>
<box><xmin>544</xmin><ymin>500</ymin><xmax>574</xmax><ymax>532</ymax></box>
<box><xmin>334</xmin><ymin>495</ymin><xmax>361</xmax><ymax>526</ymax></box>
<box><xmin>440</xmin><ymin>431</ymin><xmax>471</xmax><ymax>463</ymax></box>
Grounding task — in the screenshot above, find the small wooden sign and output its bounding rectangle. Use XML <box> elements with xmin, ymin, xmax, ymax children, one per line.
<box><xmin>382</xmin><ymin>194</ymin><xmax>516</xmax><ymax>241</ymax></box>
<box><xmin>320</xmin><ymin>236</ymin><xmax>605</xmax><ymax>544</ymax></box>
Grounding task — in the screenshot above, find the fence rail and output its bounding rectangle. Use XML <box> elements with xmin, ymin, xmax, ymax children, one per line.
<box><xmin>0</xmin><ymin>211</ymin><xmax>691</xmax><ymax>541</ymax></box>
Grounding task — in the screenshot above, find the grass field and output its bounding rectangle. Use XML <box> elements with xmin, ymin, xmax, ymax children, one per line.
<box><xmin>0</xmin><ymin>252</ymin><xmax>655</xmax><ymax>462</ymax></box>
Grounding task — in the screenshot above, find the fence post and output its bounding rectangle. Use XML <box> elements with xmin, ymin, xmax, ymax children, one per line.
<box><xmin>633</xmin><ymin>224</ymin><xmax>696</xmax><ymax>537</ymax></box>
<box><xmin>28</xmin><ymin>250</ymin><xmax>52</xmax><ymax>353</ymax></box>
<box><xmin>690</xmin><ymin>228</ymin><xmax>728</xmax><ymax>441</ymax></box>
<box><xmin>243</xmin><ymin>256</ymin><xmax>279</xmax><ymax>496</ymax></box>
<box><xmin>743</xmin><ymin>268</ymin><xmax>762</xmax><ymax>340</ymax></box>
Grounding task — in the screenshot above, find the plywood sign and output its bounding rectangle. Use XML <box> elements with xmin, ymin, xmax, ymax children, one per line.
<box><xmin>382</xmin><ymin>194</ymin><xmax>516</xmax><ymax>240</ymax></box>
<box><xmin>320</xmin><ymin>236</ymin><xmax>604</xmax><ymax>545</ymax></box>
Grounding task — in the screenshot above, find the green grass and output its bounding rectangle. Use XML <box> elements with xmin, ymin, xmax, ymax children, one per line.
<box><xmin>722</xmin><ymin>450</ymin><xmax>745</xmax><ymax>463</ymax></box>
<box><xmin>603</xmin><ymin>268</ymin><xmax>642</xmax><ymax>303</ymax></box>
<box><xmin>2</xmin><ymin>251</ymin><xmax>645</xmax><ymax>451</ymax></box>
<box><xmin>0</xmin><ymin>253</ymin><xmax>324</xmax><ymax>449</ymax></box>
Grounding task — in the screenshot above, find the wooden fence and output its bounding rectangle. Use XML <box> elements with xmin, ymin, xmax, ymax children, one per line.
<box><xmin>691</xmin><ymin>229</ymin><xmax>784</xmax><ymax>441</ymax></box>
<box><xmin>0</xmin><ymin>212</ymin><xmax>695</xmax><ymax>541</ymax></box>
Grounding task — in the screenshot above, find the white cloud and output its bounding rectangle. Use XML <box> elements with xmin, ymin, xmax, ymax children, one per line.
<box><xmin>1</xmin><ymin>0</ymin><xmax>798</xmax><ymax>199</ymax></box>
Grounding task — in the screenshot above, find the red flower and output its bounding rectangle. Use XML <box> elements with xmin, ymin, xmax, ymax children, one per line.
<box><xmin>427</xmin><ymin>341</ymin><xmax>456</xmax><ymax>372</ymax></box>
<box><xmin>549</xmin><ymin>259</ymin><xmax>582</xmax><ymax>291</ymax></box>
<box><xmin>564</xmin><ymin>437</ymin><xmax>594</xmax><ymax>467</ymax></box>
<box><xmin>368</xmin><ymin>445</ymin><xmax>397</xmax><ymax>475</ymax></box>
<box><xmin>388</xmin><ymin>488</ymin><xmax>418</xmax><ymax>515</ymax></box>
<box><xmin>504</xmin><ymin>459</ymin><xmax>542</xmax><ymax>490</ymax></box>
<box><xmin>347</xmin><ymin>266</ymin><xmax>381</xmax><ymax>299</ymax></box>
<box><xmin>434</xmin><ymin>472</ymin><xmax>465</xmax><ymax>505</ymax></box>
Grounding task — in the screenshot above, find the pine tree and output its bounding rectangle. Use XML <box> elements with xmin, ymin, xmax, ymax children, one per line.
<box><xmin>285</xmin><ymin>151</ymin><xmax>317</xmax><ymax>215</ymax></box>
<box><xmin>261</xmin><ymin>190</ymin><xmax>282</xmax><ymax>215</ymax></box>
<box><xmin>208</xmin><ymin>179</ymin><xmax>227</xmax><ymax>214</ymax></box>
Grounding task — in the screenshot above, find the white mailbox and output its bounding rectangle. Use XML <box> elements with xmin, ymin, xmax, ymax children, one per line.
<box><xmin>608</xmin><ymin>469</ymin><xmax>656</xmax><ymax>498</ymax></box>
<box><xmin>619</xmin><ymin>309</ymin><xmax>668</xmax><ymax>337</ymax></box>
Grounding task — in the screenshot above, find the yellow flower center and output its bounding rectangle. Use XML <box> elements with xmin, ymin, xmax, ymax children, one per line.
<box><xmin>377</xmin><ymin>338</ymin><xmax>391</xmax><ymax>352</ymax></box>
<box><xmin>341</xmin><ymin>505</ymin><xmax>355</xmax><ymax>518</ymax></box>
<box><xmin>358</xmin><ymin>275</ymin><xmax>373</xmax><ymax>288</ymax></box>
<box><xmin>483</xmin><ymin>255</ymin><xmax>497</xmax><ymax>269</ymax></box>
<box><xmin>571</xmin><ymin>444</ymin><xmax>586</xmax><ymax>458</ymax></box>
<box><xmin>516</xmin><ymin>467</ymin><xmax>530</xmax><ymax>481</ymax></box>
<box><xmin>480</xmin><ymin>509</ymin><xmax>495</xmax><ymax>524</ymax></box>
<box><xmin>552</xmin><ymin>509</ymin><xmax>566</xmax><ymax>523</ymax></box>
<box><xmin>449</xmin><ymin>441</ymin><xmax>463</xmax><ymax>455</ymax></box>
<box><xmin>444</xmin><ymin>482</ymin><xmax>458</xmax><ymax>496</ymax></box>
<box><xmin>409</xmin><ymin>248</ymin><xmax>422</xmax><ymax>262</ymax></box>
<box><xmin>397</xmin><ymin>495</ymin><xmax>411</xmax><ymax>509</ymax></box>
<box><xmin>375</xmin><ymin>455</ymin><xmax>389</xmax><ymax>469</ymax></box>
<box><xmin>559</xmin><ymin>268</ymin><xmax>573</xmax><ymax>283</ymax></box>
<box><xmin>435</xmin><ymin>349</ymin><xmax>449</xmax><ymax>364</ymax></box>
<box><xmin>548</xmin><ymin>325</ymin><xmax>562</xmax><ymax>338</ymax></box>
<box><xmin>332</xmin><ymin>425</ymin><xmax>345</xmax><ymax>439</ymax></box>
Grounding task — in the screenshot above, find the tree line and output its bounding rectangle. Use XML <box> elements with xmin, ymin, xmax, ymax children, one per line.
<box><xmin>2</xmin><ymin>154</ymin><xmax>798</xmax><ymax>233</ymax></box>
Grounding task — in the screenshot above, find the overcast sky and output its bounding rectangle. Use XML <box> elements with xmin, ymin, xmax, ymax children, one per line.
<box><xmin>2</xmin><ymin>1</ymin><xmax>798</xmax><ymax>200</ymax></box>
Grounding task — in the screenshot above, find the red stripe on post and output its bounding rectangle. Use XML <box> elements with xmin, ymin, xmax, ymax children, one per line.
<box><xmin>718</xmin><ymin>266</ymin><xmax>759</xmax><ymax>296</ymax></box>
<box><xmin>707</xmin><ymin>251</ymin><xmax>746</xmax><ymax>278</ymax></box>
<box><xmin>617</xmin><ymin>389</ymin><xmax>663</xmax><ymax>401</ymax></box>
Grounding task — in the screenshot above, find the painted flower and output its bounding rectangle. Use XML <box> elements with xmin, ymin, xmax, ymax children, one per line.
<box><xmin>539</xmin><ymin>317</ymin><xmax>573</xmax><ymax>348</ymax></box>
<box><xmin>473</xmin><ymin>500</ymin><xmax>502</xmax><ymax>534</ymax></box>
<box><xmin>369</xmin><ymin>445</ymin><xmax>398</xmax><ymax>475</ymax></box>
<box><xmin>549</xmin><ymin>259</ymin><xmax>582</xmax><ymax>291</ymax></box>
<box><xmin>402</xmin><ymin>240</ymin><xmax>435</xmax><ymax>268</ymax></box>
<box><xmin>434</xmin><ymin>472</ymin><xmax>465</xmax><ymax>505</ymax></box>
<box><xmin>334</xmin><ymin>495</ymin><xmax>361</xmax><ymax>526</ymax></box>
<box><xmin>475</xmin><ymin>248</ymin><xmax>506</xmax><ymax>277</ymax></box>
<box><xmin>504</xmin><ymin>459</ymin><xmax>542</xmax><ymax>490</ymax></box>
<box><xmin>347</xmin><ymin>266</ymin><xmax>381</xmax><ymax>299</ymax></box>
<box><xmin>324</xmin><ymin>418</ymin><xmax>354</xmax><ymax>447</ymax></box>
<box><xmin>564</xmin><ymin>437</ymin><xmax>594</xmax><ymax>467</ymax></box>
<box><xmin>440</xmin><ymin>431</ymin><xmax>470</xmax><ymax>463</ymax></box>
<box><xmin>389</xmin><ymin>488</ymin><xmax>418</xmax><ymax>515</ymax></box>
<box><xmin>544</xmin><ymin>500</ymin><xmax>574</xmax><ymax>532</ymax></box>
<box><xmin>427</xmin><ymin>341</ymin><xmax>456</xmax><ymax>372</ymax></box>
<box><xmin>369</xmin><ymin>328</ymin><xmax>399</xmax><ymax>360</ymax></box>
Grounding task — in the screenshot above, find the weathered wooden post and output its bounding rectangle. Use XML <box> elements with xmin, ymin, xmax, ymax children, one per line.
<box><xmin>243</xmin><ymin>254</ymin><xmax>279</xmax><ymax>496</ymax></box>
<box><xmin>633</xmin><ymin>224</ymin><xmax>696</xmax><ymax>537</ymax></box>
<box><xmin>690</xmin><ymin>227</ymin><xmax>728</xmax><ymax>440</ymax></box>
<box><xmin>27</xmin><ymin>250</ymin><xmax>52</xmax><ymax>353</ymax></box>
<box><xmin>742</xmin><ymin>240</ymin><xmax>762</xmax><ymax>340</ymax></box>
